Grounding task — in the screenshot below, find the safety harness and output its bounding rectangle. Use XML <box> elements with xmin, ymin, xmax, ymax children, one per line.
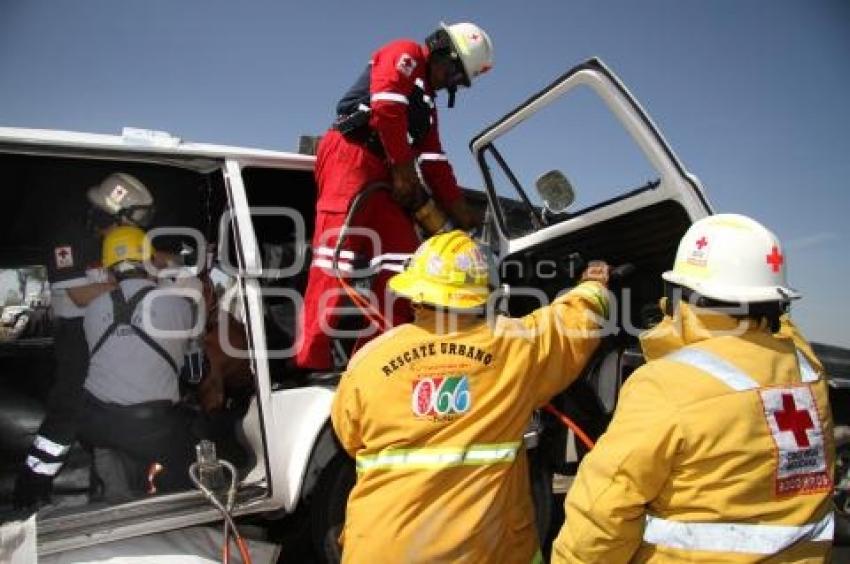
<box><xmin>90</xmin><ymin>286</ymin><xmax>179</xmax><ymax>376</ymax></box>
<box><xmin>334</xmin><ymin>65</ymin><xmax>435</xmax><ymax>154</ymax></box>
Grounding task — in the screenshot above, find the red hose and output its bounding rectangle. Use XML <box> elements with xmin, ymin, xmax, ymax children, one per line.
<box><xmin>543</xmin><ymin>404</ymin><xmax>596</xmax><ymax>450</ymax></box>
<box><xmin>338</xmin><ymin>274</ymin><xmax>390</xmax><ymax>331</ymax></box>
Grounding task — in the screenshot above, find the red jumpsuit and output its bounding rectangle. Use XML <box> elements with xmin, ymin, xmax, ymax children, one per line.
<box><xmin>296</xmin><ymin>39</ymin><xmax>463</xmax><ymax>370</ymax></box>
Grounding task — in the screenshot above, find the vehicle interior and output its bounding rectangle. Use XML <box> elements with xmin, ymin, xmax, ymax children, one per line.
<box><xmin>0</xmin><ymin>150</ymin><xmax>317</xmax><ymax>528</ymax></box>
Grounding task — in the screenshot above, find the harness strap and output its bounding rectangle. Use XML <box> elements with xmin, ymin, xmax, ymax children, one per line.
<box><xmin>90</xmin><ymin>286</ymin><xmax>179</xmax><ymax>376</ymax></box>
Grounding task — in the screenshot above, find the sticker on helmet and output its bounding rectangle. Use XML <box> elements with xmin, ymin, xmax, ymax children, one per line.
<box><xmin>104</xmin><ymin>184</ymin><xmax>129</xmax><ymax>213</ymax></box>
<box><xmin>455</xmin><ymin>253</ymin><xmax>472</xmax><ymax>272</ymax></box>
<box><xmin>759</xmin><ymin>386</ymin><xmax>831</xmax><ymax>496</ymax></box>
<box><xmin>766</xmin><ymin>245</ymin><xmax>784</xmax><ymax>273</ymax></box>
<box><xmin>686</xmin><ymin>235</ymin><xmax>710</xmax><ymax>268</ymax></box>
<box><xmin>396</xmin><ymin>53</ymin><xmax>417</xmax><ymax>78</ymax></box>
<box><xmin>427</xmin><ymin>255</ymin><xmax>444</xmax><ymax>276</ymax></box>
<box><xmin>54</xmin><ymin>246</ymin><xmax>74</xmax><ymax>269</ymax></box>
<box><xmin>110</xmin><ymin>184</ymin><xmax>128</xmax><ymax>203</ymax></box>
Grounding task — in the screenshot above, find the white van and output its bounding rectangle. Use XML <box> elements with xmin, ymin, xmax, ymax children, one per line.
<box><xmin>0</xmin><ymin>58</ymin><xmax>714</xmax><ymax>561</ymax></box>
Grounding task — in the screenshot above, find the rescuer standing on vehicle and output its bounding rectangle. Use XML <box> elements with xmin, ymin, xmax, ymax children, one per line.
<box><xmin>296</xmin><ymin>22</ymin><xmax>493</xmax><ymax>371</ymax></box>
<box><xmin>13</xmin><ymin>173</ymin><xmax>155</xmax><ymax>508</ymax></box>
<box><xmin>331</xmin><ymin>230</ymin><xmax>610</xmax><ymax>563</ymax></box>
<box><xmin>552</xmin><ymin>214</ymin><xmax>835</xmax><ymax>563</ymax></box>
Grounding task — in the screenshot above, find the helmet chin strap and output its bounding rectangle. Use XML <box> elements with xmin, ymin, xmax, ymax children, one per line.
<box><xmin>447</xmin><ymin>85</ymin><xmax>457</xmax><ymax>108</ymax></box>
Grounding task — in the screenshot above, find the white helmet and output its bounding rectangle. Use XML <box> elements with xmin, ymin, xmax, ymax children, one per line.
<box><xmin>440</xmin><ymin>22</ymin><xmax>493</xmax><ymax>86</ymax></box>
<box><xmin>663</xmin><ymin>214</ymin><xmax>800</xmax><ymax>303</ymax></box>
<box><xmin>87</xmin><ymin>172</ymin><xmax>154</xmax><ymax>227</ymax></box>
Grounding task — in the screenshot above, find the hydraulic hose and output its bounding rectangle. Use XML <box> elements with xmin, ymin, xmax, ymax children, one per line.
<box><xmin>189</xmin><ymin>457</ymin><xmax>253</xmax><ymax>564</ymax></box>
<box><xmin>332</xmin><ymin>182</ymin><xmax>393</xmax><ymax>330</ymax></box>
<box><xmin>543</xmin><ymin>403</ymin><xmax>596</xmax><ymax>451</ymax></box>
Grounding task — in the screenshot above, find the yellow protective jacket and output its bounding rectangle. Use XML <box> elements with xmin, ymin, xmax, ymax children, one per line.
<box><xmin>331</xmin><ymin>282</ymin><xmax>607</xmax><ymax>563</ymax></box>
<box><xmin>552</xmin><ymin>302</ymin><xmax>835</xmax><ymax>563</ymax></box>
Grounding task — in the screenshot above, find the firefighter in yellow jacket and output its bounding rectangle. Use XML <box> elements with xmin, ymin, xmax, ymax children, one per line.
<box><xmin>330</xmin><ymin>230</ymin><xmax>609</xmax><ymax>563</ymax></box>
<box><xmin>552</xmin><ymin>214</ymin><xmax>835</xmax><ymax>563</ymax></box>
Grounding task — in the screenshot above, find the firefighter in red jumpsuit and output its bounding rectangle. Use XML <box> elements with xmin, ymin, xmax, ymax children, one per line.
<box><xmin>296</xmin><ymin>22</ymin><xmax>495</xmax><ymax>370</ymax></box>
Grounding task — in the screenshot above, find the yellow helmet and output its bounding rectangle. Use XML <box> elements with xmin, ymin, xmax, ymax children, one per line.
<box><xmin>102</xmin><ymin>225</ymin><xmax>151</xmax><ymax>270</ymax></box>
<box><xmin>388</xmin><ymin>230</ymin><xmax>490</xmax><ymax>310</ymax></box>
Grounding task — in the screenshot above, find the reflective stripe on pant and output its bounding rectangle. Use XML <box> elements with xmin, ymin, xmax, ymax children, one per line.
<box><xmin>27</xmin><ymin>317</ymin><xmax>89</xmax><ymax>476</ymax></box>
<box><xmin>296</xmin><ymin>191</ymin><xmax>419</xmax><ymax>371</ymax></box>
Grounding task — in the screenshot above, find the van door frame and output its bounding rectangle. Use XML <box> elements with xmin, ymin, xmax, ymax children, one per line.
<box><xmin>469</xmin><ymin>57</ymin><xmax>713</xmax><ymax>261</ymax></box>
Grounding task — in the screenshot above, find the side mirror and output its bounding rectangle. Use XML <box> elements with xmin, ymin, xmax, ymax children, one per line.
<box><xmin>535</xmin><ymin>170</ymin><xmax>575</xmax><ymax>214</ymax></box>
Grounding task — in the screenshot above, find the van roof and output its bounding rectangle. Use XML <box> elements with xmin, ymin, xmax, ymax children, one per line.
<box><xmin>0</xmin><ymin>126</ymin><xmax>315</xmax><ymax>171</ymax></box>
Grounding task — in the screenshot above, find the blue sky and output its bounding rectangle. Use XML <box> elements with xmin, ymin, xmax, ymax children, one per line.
<box><xmin>1</xmin><ymin>0</ymin><xmax>848</xmax><ymax>346</ymax></box>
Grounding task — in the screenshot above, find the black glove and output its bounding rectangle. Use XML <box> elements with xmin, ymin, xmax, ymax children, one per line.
<box><xmin>13</xmin><ymin>466</ymin><xmax>54</xmax><ymax>509</ymax></box>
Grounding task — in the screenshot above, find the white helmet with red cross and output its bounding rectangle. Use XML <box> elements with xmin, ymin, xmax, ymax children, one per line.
<box><xmin>662</xmin><ymin>214</ymin><xmax>800</xmax><ymax>303</ymax></box>
<box><xmin>440</xmin><ymin>22</ymin><xmax>493</xmax><ymax>86</ymax></box>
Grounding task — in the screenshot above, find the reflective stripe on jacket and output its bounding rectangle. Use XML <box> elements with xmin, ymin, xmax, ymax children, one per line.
<box><xmin>331</xmin><ymin>282</ymin><xmax>607</xmax><ymax>563</ymax></box>
<box><xmin>552</xmin><ymin>303</ymin><xmax>835</xmax><ymax>563</ymax></box>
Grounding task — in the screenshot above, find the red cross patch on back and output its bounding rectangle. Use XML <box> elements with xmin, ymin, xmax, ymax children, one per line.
<box><xmin>759</xmin><ymin>386</ymin><xmax>831</xmax><ymax>496</ymax></box>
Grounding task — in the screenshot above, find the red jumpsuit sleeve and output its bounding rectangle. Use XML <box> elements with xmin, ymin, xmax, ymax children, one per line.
<box><xmin>417</xmin><ymin>111</ymin><xmax>463</xmax><ymax>209</ymax></box>
<box><xmin>368</xmin><ymin>42</ymin><xmax>420</xmax><ymax>166</ymax></box>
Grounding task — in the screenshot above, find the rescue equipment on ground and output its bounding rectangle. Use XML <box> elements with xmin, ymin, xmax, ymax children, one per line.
<box><xmin>189</xmin><ymin>440</ymin><xmax>253</xmax><ymax>564</ymax></box>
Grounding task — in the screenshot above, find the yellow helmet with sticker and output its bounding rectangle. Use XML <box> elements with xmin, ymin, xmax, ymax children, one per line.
<box><xmin>389</xmin><ymin>230</ymin><xmax>490</xmax><ymax>310</ymax></box>
<box><xmin>102</xmin><ymin>225</ymin><xmax>151</xmax><ymax>270</ymax></box>
<box><xmin>663</xmin><ymin>214</ymin><xmax>800</xmax><ymax>303</ymax></box>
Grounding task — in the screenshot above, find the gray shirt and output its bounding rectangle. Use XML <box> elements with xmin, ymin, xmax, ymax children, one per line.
<box><xmin>84</xmin><ymin>278</ymin><xmax>192</xmax><ymax>405</ymax></box>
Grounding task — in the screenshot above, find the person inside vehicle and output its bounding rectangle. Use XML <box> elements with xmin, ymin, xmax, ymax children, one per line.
<box><xmin>296</xmin><ymin>22</ymin><xmax>493</xmax><ymax>371</ymax></box>
<box><xmin>331</xmin><ymin>230</ymin><xmax>610</xmax><ymax>562</ymax></box>
<box><xmin>14</xmin><ymin>172</ymin><xmax>155</xmax><ymax>509</ymax></box>
<box><xmin>552</xmin><ymin>214</ymin><xmax>834</xmax><ymax>562</ymax></box>
<box><xmin>78</xmin><ymin>225</ymin><xmax>195</xmax><ymax>498</ymax></box>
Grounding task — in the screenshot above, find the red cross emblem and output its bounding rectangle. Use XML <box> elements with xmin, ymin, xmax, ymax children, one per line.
<box><xmin>396</xmin><ymin>53</ymin><xmax>417</xmax><ymax>77</ymax></box>
<box><xmin>696</xmin><ymin>236</ymin><xmax>708</xmax><ymax>250</ymax></box>
<box><xmin>774</xmin><ymin>393</ymin><xmax>814</xmax><ymax>447</ymax></box>
<box><xmin>54</xmin><ymin>246</ymin><xmax>73</xmax><ymax>268</ymax></box>
<box><xmin>766</xmin><ymin>245</ymin><xmax>784</xmax><ymax>273</ymax></box>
